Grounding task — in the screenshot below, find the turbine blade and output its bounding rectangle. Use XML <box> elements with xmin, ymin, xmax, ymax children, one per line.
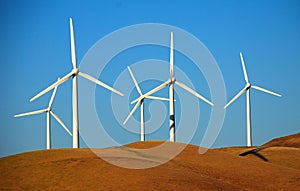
<box><xmin>69</xmin><ymin>18</ymin><xmax>77</xmax><ymax>69</ymax></box>
<box><xmin>78</xmin><ymin>72</ymin><xmax>124</xmax><ymax>96</ymax></box>
<box><xmin>48</xmin><ymin>77</ymin><xmax>60</xmax><ymax>108</ymax></box>
<box><xmin>146</xmin><ymin>96</ymin><xmax>170</xmax><ymax>101</ymax></box>
<box><xmin>30</xmin><ymin>72</ymin><xmax>73</xmax><ymax>102</ymax></box>
<box><xmin>131</xmin><ymin>79</ymin><xmax>171</xmax><ymax>104</ymax></box>
<box><xmin>224</xmin><ymin>86</ymin><xmax>247</xmax><ymax>109</ymax></box>
<box><xmin>123</xmin><ymin>100</ymin><xmax>141</xmax><ymax>125</ymax></box>
<box><xmin>14</xmin><ymin>109</ymin><xmax>47</xmax><ymax>117</ymax></box>
<box><xmin>175</xmin><ymin>81</ymin><xmax>213</xmax><ymax>106</ymax></box>
<box><xmin>252</xmin><ymin>85</ymin><xmax>282</xmax><ymax>97</ymax></box>
<box><xmin>50</xmin><ymin>111</ymin><xmax>72</xmax><ymax>136</ymax></box>
<box><xmin>127</xmin><ymin>66</ymin><xmax>143</xmax><ymax>96</ymax></box>
<box><xmin>240</xmin><ymin>52</ymin><xmax>249</xmax><ymax>83</ymax></box>
<box><xmin>170</xmin><ymin>32</ymin><xmax>174</xmax><ymax>78</ymax></box>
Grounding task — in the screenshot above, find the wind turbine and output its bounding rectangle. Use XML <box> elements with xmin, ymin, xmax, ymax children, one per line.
<box><xmin>30</xmin><ymin>18</ymin><xmax>124</xmax><ymax>148</ymax></box>
<box><xmin>15</xmin><ymin>78</ymin><xmax>72</xmax><ymax>150</ymax></box>
<box><xmin>131</xmin><ymin>32</ymin><xmax>213</xmax><ymax>142</ymax></box>
<box><xmin>224</xmin><ymin>52</ymin><xmax>281</xmax><ymax>147</ymax></box>
<box><xmin>123</xmin><ymin>66</ymin><xmax>169</xmax><ymax>141</ymax></box>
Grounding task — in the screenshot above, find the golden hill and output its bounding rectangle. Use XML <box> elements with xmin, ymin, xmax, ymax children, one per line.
<box><xmin>1</xmin><ymin>140</ymin><xmax>300</xmax><ymax>190</ymax></box>
<box><xmin>216</xmin><ymin>132</ymin><xmax>300</xmax><ymax>171</ymax></box>
<box><xmin>263</xmin><ymin>132</ymin><xmax>300</xmax><ymax>148</ymax></box>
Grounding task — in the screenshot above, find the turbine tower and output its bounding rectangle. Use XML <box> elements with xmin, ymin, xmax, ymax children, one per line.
<box><xmin>30</xmin><ymin>18</ymin><xmax>124</xmax><ymax>148</ymax></box>
<box><xmin>224</xmin><ymin>52</ymin><xmax>281</xmax><ymax>147</ymax></box>
<box><xmin>131</xmin><ymin>32</ymin><xmax>213</xmax><ymax>142</ymax></box>
<box><xmin>15</xmin><ymin>78</ymin><xmax>72</xmax><ymax>150</ymax></box>
<box><xmin>123</xmin><ymin>66</ymin><xmax>169</xmax><ymax>141</ymax></box>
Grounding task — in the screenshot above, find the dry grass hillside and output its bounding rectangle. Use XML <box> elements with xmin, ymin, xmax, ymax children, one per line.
<box><xmin>0</xmin><ymin>134</ymin><xmax>299</xmax><ymax>190</ymax></box>
<box><xmin>217</xmin><ymin>132</ymin><xmax>300</xmax><ymax>170</ymax></box>
<box><xmin>263</xmin><ymin>132</ymin><xmax>300</xmax><ymax>148</ymax></box>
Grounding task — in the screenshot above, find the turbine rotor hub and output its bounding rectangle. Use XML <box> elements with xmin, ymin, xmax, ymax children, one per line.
<box><xmin>246</xmin><ymin>83</ymin><xmax>251</xmax><ymax>90</ymax></box>
<box><xmin>171</xmin><ymin>77</ymin><xmax>176</xmax><ymax>84</ymax></box>
<box><xmin>138</xmin><ymin>96</ymin><xmax>144</xmax><ymax>102</ymax></box>
<box><xmin>72</xmin><ymin>68</ymin><xmax>79</xmax><ymax>76</ymax></box>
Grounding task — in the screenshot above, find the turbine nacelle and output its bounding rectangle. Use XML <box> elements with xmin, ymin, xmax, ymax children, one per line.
<box><xmin>170</xmin><ymin>77</ymin><xmax>176</xmax><ymax>84</ymax></box>
<box><xmin>246</xmin><ymin>83</ymin><xmax>251</xmax><ymax>90</ymax></box>
<box><xmin>72</xmin><ymin>68</ymin><xmax>79</xmax><ymax>76</ymax></box>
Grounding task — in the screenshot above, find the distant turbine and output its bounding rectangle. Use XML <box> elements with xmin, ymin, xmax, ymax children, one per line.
<box><xmin>30</xmin><ymin>18</ymin><xmax>124</xmax><ymax>148</ymax></box>
<box><xmin>15</xmin><ymin>78</ymin><xmax>72</xmax><ymax>150</ymax></box>
<box><xmin>224</xmin><ymin>52</ymin><xmax>281</xmax><ymax>147</ymax></box>
<box><xmin>131</xmin><ymin>32</ymin><xmax>213</xmax><ymax>142</ymax></box>
<box><xmin>123</xmin><ymin>66</ymin><xmax>169</xmax><ymax>141</ymax></box>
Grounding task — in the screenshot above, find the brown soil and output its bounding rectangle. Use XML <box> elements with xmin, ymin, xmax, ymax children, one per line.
<box><xmin>1</xmin><ymin>140</ymin><xmax>299</xmax><ymax>191</ymax></box>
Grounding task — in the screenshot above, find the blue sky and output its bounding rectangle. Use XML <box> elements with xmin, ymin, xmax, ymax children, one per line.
<box><xmin>0</xmin><ymin>0</ymin><xmax>299</xmax><ymax>157</ymax></box>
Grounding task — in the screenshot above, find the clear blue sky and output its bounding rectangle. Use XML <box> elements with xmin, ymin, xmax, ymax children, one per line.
<box><xmin>0</xmin><ymin>0</ymin><xmax>299</xmax><ymax>157</ymax></box>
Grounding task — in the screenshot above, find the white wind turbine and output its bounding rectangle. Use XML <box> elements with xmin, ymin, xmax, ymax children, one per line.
<box><xmin>15</xmin><ymin>78</ymin><xmax>72</xmax><ymax>150</ymax></box>
<box><xmin>224</xmin><ymin>52</ymin><xmax>281</xmax><ymax>147</ymax></box>
<box><xmin>123</xmin><ymin>66</ymin><xmax>169</xmax><ymax>141</ymax></box>
<box><xmin>30</xmin><ymin>18</ymin><xmax>124</xmax><ymax>148</ymax></box>
<box><xmin>131</xmin><ymin>32</ymin><xmax>213</xmax><ymax>142</ymax></box>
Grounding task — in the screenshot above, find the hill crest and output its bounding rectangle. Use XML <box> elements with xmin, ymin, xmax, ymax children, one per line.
<box><xmin>1</xmin><ymin>138</ymin><xmax>300</xmax><ymax>190</ymax></box>
<box><xmin>263</xmin><ymin>132</ymin><xmax>300</xmax><ymax>148</ymax></box>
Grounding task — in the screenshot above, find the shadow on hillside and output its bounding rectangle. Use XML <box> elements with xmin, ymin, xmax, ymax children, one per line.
<box><xmin>239</xmin><ymin>147</ymin><xmax>269</xmax><ymax>162</ymax></box>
